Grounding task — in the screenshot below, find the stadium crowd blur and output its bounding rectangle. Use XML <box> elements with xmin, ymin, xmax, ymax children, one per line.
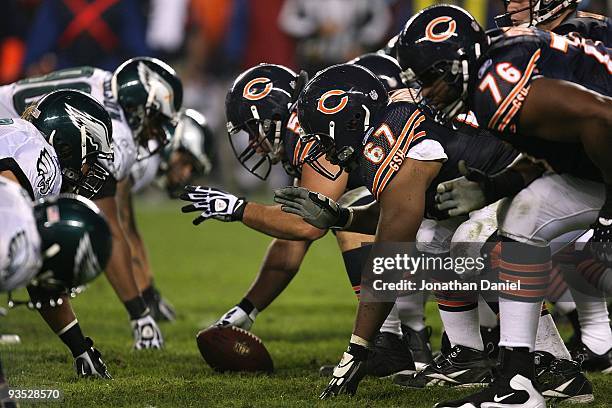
<box><xmin>1</xmin><ymin>0</ymin><xmax>609</xmax><ymax>193</ymax></box>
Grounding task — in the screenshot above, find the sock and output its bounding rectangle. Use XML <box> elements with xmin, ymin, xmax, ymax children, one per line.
<box><xmin>124</xmin><ymin>295</ymin><xmax>148</xmax><ymax>320</ymax></box>
<box><xmin>478</xmin><ymin>297</ymin><xmax>498</xmax><ymax>328</ymax></box>
<box><xmin>439</xmin><ymin>307</ymin><xmax>484</xmax><ymax>351</ymax></box>
<box><xmin>142</xmin><ymin>284</ymin><xmax>156</xmax><ymax>304</ymax></box>
<box><xmin>57</xmin><ymin>320</ymin><xmax>88</xmax><ymax>357</ymax></box>
<box><xmin>535</xmin><ymin>313</ymin><xmax>572</xmax><ymax>360</ymax></box>
<box><xmin>238</xmin><ymin>298</ymin><xmax>259</xmax><ymax>320</ymax></box>
<box><xmin>342</xmin><ymin>245</ymin><xmax>372</xmax><ymax>298</ymax></box>
<box><xmin>498</xmin><ymin>239</ymin><xmax>550</xmax><ymax>351</ymax></box>
<box><xmin>573</xmin><ymin>297</ymin><xmax>612</xmax><ymax>355</ymax></box>
<box><xmin>396</xmin><ymin>293</ymin><xmax>425</xmax><ymax>331</ymax></box>
<box><xmin>380</xmin><ymin>305</ymin><xmax>402</xmax><ymax>337</ymax></box>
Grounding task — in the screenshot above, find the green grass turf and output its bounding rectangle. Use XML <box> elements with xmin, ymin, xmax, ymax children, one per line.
<box><xmin>2</xmin><ymin>200</ymin><xmax>611</xmax><ymax>407</ymax></box>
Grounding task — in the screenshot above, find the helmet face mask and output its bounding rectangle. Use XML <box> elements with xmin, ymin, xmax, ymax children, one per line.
<box><xmin>226</xmin><ymin>64</ymin><xmax>298</xmax><ymax>180</ymax></box>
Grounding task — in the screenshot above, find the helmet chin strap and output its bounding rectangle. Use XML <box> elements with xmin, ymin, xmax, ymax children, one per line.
<box><xmin>80</xmin><ymin>126</ymin><xmax>87</xmax><ymax>161</ymax></box>
<box><xmin>362</xmin><ymin>105</ymin><xmax>371</xmax><ymax>132</ymax></box>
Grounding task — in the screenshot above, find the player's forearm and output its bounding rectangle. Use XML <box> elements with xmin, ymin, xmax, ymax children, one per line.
<box><xmin>245</xmin><ymin>239</ymin><xmax>311</xmax><ymax>311</ymax></box>
<box><xmin>241</xmin><ymin>202</ymin><xmax>327</xmax><ymax>241</ymax></box>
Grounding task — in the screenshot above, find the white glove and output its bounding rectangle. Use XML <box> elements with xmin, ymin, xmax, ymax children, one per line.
<box><xmin>435</xmin><ymin>176</ymin><xmax>486</xmax><ymax>217</ymax></box>
<box><xmin>131</xmin><ymin>314</ymin><xmax>164</xmax><ymax>350</ymax></box>
<box><xmin>216</xmin><ymin>305</ymin><xmax>255</xmax><ymax>331</ymax></box>
<box><xmin>180</xmin><ymin>186</ymin><xmax>247</xmax><ymax>225</ymax></box>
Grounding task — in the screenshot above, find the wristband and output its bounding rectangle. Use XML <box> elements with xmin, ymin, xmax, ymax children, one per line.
<box><xmin>234</xmin><ymin>199</ymin><xmax>248</xmax><ymax>221</ymax></box>
<box><xmin>485</xmin><ymin>168</ymin><xmax>525</xmax><ymax>203</ymax></box>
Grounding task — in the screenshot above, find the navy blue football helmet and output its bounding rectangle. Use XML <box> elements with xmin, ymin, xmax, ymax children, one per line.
<box><xmin>396</xmin><ymin>5</ymin><xmax>488</xmax><ymax>124</ymax></box>
<box><xmin>297</xmin><ymin>64</ymin><xmax>388</xmax><ymax>180</ymax></box>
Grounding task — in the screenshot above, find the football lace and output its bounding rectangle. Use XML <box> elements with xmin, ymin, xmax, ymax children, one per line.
<box><xmin>231</xmin><ymin>326</ymin><xmax>262</xmax><ymax>344</ymax></box>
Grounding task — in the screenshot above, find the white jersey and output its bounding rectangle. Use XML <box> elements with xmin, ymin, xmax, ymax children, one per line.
<box><xmin>0</xmin><ymin>118</ymin><xmax>62</xmax><ymax>201</ymax></box>
<box><xmin>130</xmin><ymin>148</ymin><xmax>162</xmax><ymax>193</ymax></box>
<box><xmin>0</xmin><ymin>67</ymin><xmax>137</xmax><ymax>181</ymax></box>
<box><xmin>0</xmin><ymin>176</ymin><xmax>41</xmax><ymax>292</ymax></box>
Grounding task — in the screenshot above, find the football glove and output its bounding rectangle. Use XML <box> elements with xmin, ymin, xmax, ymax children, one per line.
<box><xmin>131</xmin><ymin>314</ymin><xmax>164</xmax><ymax>350</ymax></box>
<box><xmin>180</xmin><ymin>186</ymin><xmax>247</xmax><ymax>225</ymax></box>
<box><xmin>274</xmin><ymin>186</ymin><xmax>352</xmax><ymax>230</ymax></box>
<box><xmin>216</xmin><ymin>305</ymin><xmax>254</xmax><ymax>331</ymax></box>
<box><xmin>435</xmin><ymin>175</ymin><xmax>486</xmax><ymax>217</ymax></box>
<box><xmin>74</xmin><ymin>337</ymin><xmax>112</xmax><ymax>379</ymax></box>
<box><xmin>589</xmin><ymin>216</ymin><xmax>612</xmax><ymax>266</ymax></box>
<box><xmin>320</xmin><ymin>343</ymin><xmax>369</xmax><ymax>399</ymax></box>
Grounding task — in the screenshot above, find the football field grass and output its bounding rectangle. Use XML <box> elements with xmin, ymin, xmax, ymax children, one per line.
<box><xmin>2</xmin><ymin>199</ymin><xmax>611</xmax><ymax>407</ymax></box>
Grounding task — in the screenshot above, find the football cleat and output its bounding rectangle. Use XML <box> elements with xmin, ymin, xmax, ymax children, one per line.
<box><xmin>131</xmin><ymin>314</ymin><xmax>164</xmax><ymax>349</ymax></box>
<box><xmin>535</xmin><ymin>351</ymin><xmax>593</xmax><ymax>404</ymax></box>
<box><xmin>320</xmin><ymin>331</ymin><xmax>416</xmax><ymax>378</ymax></box>
<box><xmin>320</xmin><ymin>343</ymin><xmax>369</xmax><ymax>399</ymax></box>
<box><xmin>74</xmin><ymin>337</ymin><xmax>112</xmax><ymax>379</ymax></box>
<box><xmin>434</xmin><ymin>373</ymin><xmax>546</xmax><ymax>408</ymax></box>
<box><xmin>394</xmin><ymin>345</ymin><xmax>493</xmax><ymax>388</ymax></box>
<box><xmin>571</xmin><ymin>343</ymin><xmax>612</xmax><ymax>374</ymax></box>
<box><xmin>216</xmin><ymin>305</ymin><xmax>254</xmax><ymax>331</ymax></box>
<box><xmin>401</xmin><ymin>325</ymin><xmax>433</xmax><ymax>371</ymax></box>
<box><xmin>362</xmin><ymin>331</ymin><xmax>416</xmax><ymax>377</ymax></box>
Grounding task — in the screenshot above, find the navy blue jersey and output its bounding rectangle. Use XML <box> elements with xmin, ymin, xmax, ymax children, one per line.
<box><xmin>469</xmin><ymin>27</ymin><xmax>610</xmax><ymax>180</ymax></box>
<box><xmin>471</xmin><ymin>27</ymin><xmax>610</xmax><ymax>135</ymax></box>
<box><xmin>554</xmin><ymin>11</ymin><xmax>612</xmax><ymax>47</ymax></box>
<box><xmin>357</xmin><ymin>102</ymin><xmax>518</xmax><ymax>219</ymax></box>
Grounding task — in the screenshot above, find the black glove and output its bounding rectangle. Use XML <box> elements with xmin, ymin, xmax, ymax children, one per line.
<box><xmin>180</xmin><ymin>186</ymin><xmax>247</xmax><ymax>225</ymax></box>
<box><xmin>458</xmin><ymin>160</ymin><xmax>525</xmax><ymax>204</ymax></box>
<box><xmin>319</xmin><ymin>343</ymin><xmax>368</xmax><ymax>399</ymax></box>
<box><xmin>589</xmin><ymin>185</ymin><xmax>612</xmax><ymax>266</ymax></box>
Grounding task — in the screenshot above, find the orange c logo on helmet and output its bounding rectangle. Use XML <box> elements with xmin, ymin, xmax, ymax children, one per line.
<box><xmin>317</xmin><ymin>90</ymin><xmax>348</xmax><ymax>115</ymax></box>
<box><xmin>243</xmin><ymin>77</ymin><xmax>273</xmax><ymax>101</ymax></box>
<box><xmin>425</xmin><ymin>16</ymin><xmax>457</xmax><ymax>42</ymax></box>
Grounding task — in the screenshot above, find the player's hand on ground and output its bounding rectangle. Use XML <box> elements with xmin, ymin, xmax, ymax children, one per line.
<box><xmin>274</xmin><ymin>186</ymin><xmax>351</xmax><ymax>229</ymax></box>
<box><xmin>74</xmin><ymin>337</ymin><xmax>112</xmax><ymax>379</ymax></box>
<box><xmin>319</xmin><ymin>343</ymin><xmax>368</xmax><ymax>399</ymax></box>
<box><xmin>131</xmin><ymin>314</ymin><xmax>164</xmax><ymax>350</ymax></box>
<box><xmin>215</xmin><ymin>305</ymin><xmax>254</xmax><ymax>331</ymax></box>
<box><xmin>435</xmin><ymin>161</ymin><xmax>488</xmax><ymax>216</ymax></box>
<box><xmin>180</xmin><ymin>186</ymin><xmax>247</xmax><ymax>225</ymax></box>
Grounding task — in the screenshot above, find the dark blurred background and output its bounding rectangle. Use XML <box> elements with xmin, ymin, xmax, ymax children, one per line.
<box><xmin>3</xmin><ymin>0</ymin><xmax>608</xmax><ymax>193</ymax></box>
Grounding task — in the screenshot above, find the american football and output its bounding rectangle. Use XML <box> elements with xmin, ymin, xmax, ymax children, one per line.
<box><xmin>196</xmin><ymin>325</ymin><xmax>274</xmax><ymax>373</ymax></box>
<box><xmin>0</xmin><ymin>0</ymin><xmax>611</xmax><ymax>407</ymax></box>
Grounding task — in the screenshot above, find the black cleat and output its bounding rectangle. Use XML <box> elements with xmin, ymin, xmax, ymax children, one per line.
<box><xmin>571</xmin><ymin>343</ymin><xmax>612</xmax><ymax>374</ymax></box>
<box><xmin>535</xmin><ymin>351</ymin><xmax>593</xmax><ymax>404</ymax></box>
<box><xmin>74</xmin><ymin>337</ymin><xmax>112</xmax><ymax>379</ymax></box>
<box><xmin>394</xmin><ymin>345</ymin><xmax>493</xmax><ymax>388</ymax></box>
<box><xmin>480</xmin><ymin>326</ymin><xmax>500</xmax><ymax>359</ymax></box>
<box><xmin>401</xmin><ymin>325</ymin><xmax>433</xmax><ymax>371</ymax></box>
<box><xmin>319</xmin><ymin>331</ymin><xmax>415</xmax><ymax>378</ymax></box>
<box><xmin>363</xmin><ymin>331</ymin><xmax>416</xmax><ymax>377</ymax></box>
<box><xmin>434</xmin><ymin>373</ymin><xmax>545</xmax><ymax>408</ymax></box>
